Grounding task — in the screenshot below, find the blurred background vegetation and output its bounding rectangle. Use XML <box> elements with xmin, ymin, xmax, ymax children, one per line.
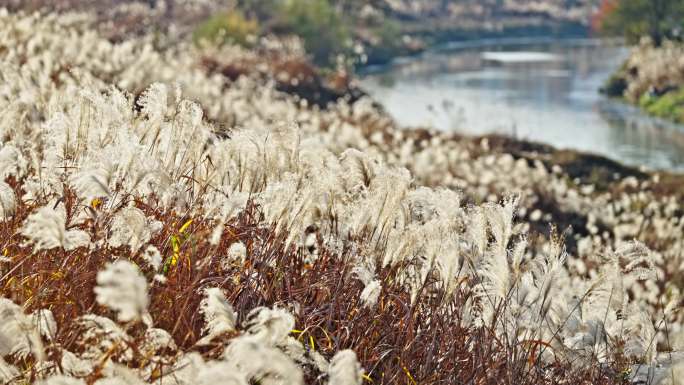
<box><xmin>595</xmin><ymin>0</ymin><xmax>684</xmax><ymax>123</ymax></box>
<box><xmin>6</xmin><ymin>0</ymin><xmax>683</xmax><ymax>121</ymax></box>
<box><xmin>192</xmin><ymin>9</ymin><xmax>259</xmax><ymax>46</ymax></box>
<box><xmin>595</xmin><ymin>0</ymin><xmax>684</xmax><ymax>46</ymax></box>
<box><xmin>191</xmin><ymin>0</ymin><xmax>600</xmax><ymax>69</ymax></box>
<box><xmin>193</xmin><ymin>0</ymin><xmax>406</xmax><ymax>68</ymax></box>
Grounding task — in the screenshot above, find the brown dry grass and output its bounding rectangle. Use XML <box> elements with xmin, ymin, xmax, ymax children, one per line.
<box><xmin>0</xmin><ymin>174</ymin><xmax>632</xmax><ymax>385</ymax></box>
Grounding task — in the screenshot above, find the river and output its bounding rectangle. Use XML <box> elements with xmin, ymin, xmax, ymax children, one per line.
<box><xmin>360</xmin><ymin>38</ymin><xmax>684</xmax><ymax>172</ymax></box>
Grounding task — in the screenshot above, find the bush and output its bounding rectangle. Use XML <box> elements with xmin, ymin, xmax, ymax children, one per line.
<box><xmin>640</xmin><ymin>87</ymin><xmax>684</xmax><ymax>123</ymax></box>
<box><xmin>598</xmin><ymin>0</ymin><xmax>684</xmax><ymax>46</ymax></box>
<box><xmin>193</xmin><ymin>10</ymin><xmax>260</xmax><ymax>46</ymax></box>
<box><xmin>276</xmin><ymin>0</ymin><xmax>351</xmax><ymax>67</ymax></box>
<box><xmin>232</xmin><ymin>0</ymin><xmax>353</xmax><ymax>67</ymax></box>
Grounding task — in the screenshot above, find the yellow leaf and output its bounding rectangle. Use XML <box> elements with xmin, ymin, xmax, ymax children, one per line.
<box><xmin>90</xmin><ymin>198</ymin><xmax>102</xmax><ymax>209</ymax></box>
<box><xmin>171</xmin><ymin>235</ymin><xmax>180</xmax><ymax>253</ymax></box>
<box><xmin>179</xmin><ymin>219</ymin><xmax>193</xmax><ymax>234</ymax></box>
<box><xmin>402</xmin><ymin>366</ymin><xmax>417</xmax><ymax>385</ymax></box>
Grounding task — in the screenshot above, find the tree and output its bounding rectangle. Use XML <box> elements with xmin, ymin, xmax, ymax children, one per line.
<box><xmin>599</xmin><ymin>0</ymin><xmax>684</xmax><ymax>46</ymax></box>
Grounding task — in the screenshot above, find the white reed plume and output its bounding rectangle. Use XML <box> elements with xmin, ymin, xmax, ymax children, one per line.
<box><xmin>467</xmin><ymin>206</ymin><xmax>487</xmax><ymax>258</ymax></box>
<box><xmin>485</xmin><ymin>196</ymin><xmax>519</xmax><ymax>254</ymax></box>
<box><xmin>21</xmin><ymin>204</ymin><xmax>91</xmax><ymax>251</ymax></box>
<box><xmin>31</xmin><ymin>308</ymin><xmax>57</xmax><ymax>341</ymax></box>
<box><xmin>60</xmin><ymin>349</ymin><xmax>94</xmax><ymax>377</ymax></box>
<box><xmin>196</xmin><ymin>361</ymin><xmax>248</xmax><ymax>385</ymax></box>
<box><xmin>210</xmin><ymin>221</ymin><xmax>224</xmax><ymax>245</ymax></box>
<box><xmin>138</xmin><ymin>83</ymin><xmax>168</xmax><ymax>122</ymax></box>
<box><xmin>197</xmin><ymin>287</ymin><xmax>238</xmax><ymax>345</ymax></box>
<box><xmin>141</xmin><ymin>328</ymin><xmax>177</xmax><ymax>354</ymax></box>
<box><xmin>224</xmin><ymin>336</ymin><xmax>304</xmax><ymax>385</ymax></box>
<box><xmin>0</xmin><ymin>181</ymin><xmax>15</xmax><ymax>219</ymax></box>
<box><xmin>328</xmin><ymin>350</ymin><xmax>363</xmax><ymax>385</ymax></box>
<box><xmin>227</xmin><ymin>241</ymin><xmax>247</xmax><ymax>264</ymax></box>
<box><xmin>94</xmin><ymin>260</ymin><xmax>150</xmax><ymax>324</ymax></box>
<box><xmin>39</xmin><ymin>375</ymin><xmax>87</xmax><ymax>385</ymax></box>
<box><xmin>142</xmin><ymin>245</ymin><xmax>162</xmax><ymax>270</ymax></box>
<box><xmin>244</xmin><ymin>307</ymin><xmax>295</xmax><ymax>346</ymax></box>
<box><xmin>95</xmin><ymin>364</ymin><xmax>147</xmax><ymax>385</ymax></box>
<box><xmin>622</xmin><ymin>304</ymin><xmax>657</xmax><ymax>364</ymax></box>
<box><xmin>108</xmin><ymin>206</ymin><xmax>162</xmax><ymax>253</ymax></box>
<box><xmin>434</xmin><ymin>235</ymin><xmax>463</xmax><ymax>299</ymax></box>
<box><xmin>77</xmin><ymin>314</ymin><xmax>134</xmax><ymax>361</ymax></box>
<box><xmin>0</xmin><ymin>298</ymin><xmax>45</xmax><ymax>362</ymax></box>
<box><xmin>0</xmin><ymin>144</ymin><xmax>28</xmax><ymax>180</ymax></box>
<box><xmin>339</xmin><ymin>148</ymin><xmax>376</xmax><ymax>195</ymax></box>
<box><xmin>353</xmin><ymin>265</ymin><xmax>381</xmax><ymax>308</ymax></box>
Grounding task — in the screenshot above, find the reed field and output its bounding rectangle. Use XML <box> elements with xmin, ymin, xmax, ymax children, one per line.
<box><xmin>0</xmin><ymin>4</ymin><xmax>684</xmax><ymax>385</ymax></box>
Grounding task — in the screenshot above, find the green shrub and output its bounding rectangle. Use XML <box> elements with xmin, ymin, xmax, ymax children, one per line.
<box><xmin>598</xmin><ymin>0</ymin><xmax>684</xmax><ymax>46</ymax></box>
<box><xmin>233</xmin><ymin>0</ymin><xmax>353</xmax><ymax>67</ymax></box>
<box><xmin>638</xmin><ymin>92</ymin><xmax>654</xmax><ymax>108</ymax></box>
<box><xmin>193</xmin><ymin>10</ymin><xmax>260</xmax><ymax>46</ymax></box>
<box><xmin>277</xmin><ymin>0</ymin><xmax>350</xmax><ymax>67</ymax></box>
<box><xmin>641</xmin><ymin>88</ymin><xmax>684</xmax><ymax>123</ymax></box>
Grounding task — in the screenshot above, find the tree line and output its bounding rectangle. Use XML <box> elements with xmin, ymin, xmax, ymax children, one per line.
<box><xmin>596</xmin><ymin>0</ymin><xmax>684</xmax><ymax>45</ymax></box>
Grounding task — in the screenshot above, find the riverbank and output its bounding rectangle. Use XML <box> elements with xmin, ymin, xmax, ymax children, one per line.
<box><xmin>348</xmin><ymin>0</ymin><xmax>595</xmax><ymax>66</ymax></box>
<box><xmin>602</xmin><ymin>39</ymin><xmax>684</xmax><ymax>123</ymax></box>
<box><xmin>362</xmin><ymin>20</ymin><xmax>590</xmax><ymax>66</ymax></box>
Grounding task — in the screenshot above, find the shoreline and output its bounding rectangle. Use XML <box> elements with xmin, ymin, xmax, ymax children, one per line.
<box><xmin>361</xmin><ymin>21</ymin><xmax>591</xmax><ymax>67</ymax></box>
<box><xmin>359</xmin><ymin>34</ymin><xmax>619</xmax><ymax>75</ymax></box>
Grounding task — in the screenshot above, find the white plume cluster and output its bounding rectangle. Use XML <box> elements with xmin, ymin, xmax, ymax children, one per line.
<box><xmin>328</xmin><ymin>350</ymin><xmax>364</xmax><ymax>385</ymax></box>
<box><xmin>108</xmin><ymin>207</ymin><xmax>162</xmax><ymax>253</ymax></box>
<box><xmin>353</xmin><ymin>266</ymin><xmax>381</xmax><ymax>308</ymax></box>
<box><xmin>198</xmin><ymin>288</ymin><xmax>237</xmax><ymax>345</ymax></box>
<box><xmin>0</xmin><ymin>182</ymin><xmax>15</xmax><ymax>219</ymax></box>
<box><xmin>0</xmin><ymin>299</ymin><xmax>45</xmax><ymax>362</ymax></box>
<box><xmin>94</xmin><ymin>260</ymin><xmax>149</xmax><ymax>323</ymax></box>
<box><xmin>622</xmin><ymin>39</ymin><xmax>684</xmax><ymax>102</ymax></box>
<box><xmin>20</xmin><ymin>205</ymin><xmax>91</xmax><ymax>252</ymax></box>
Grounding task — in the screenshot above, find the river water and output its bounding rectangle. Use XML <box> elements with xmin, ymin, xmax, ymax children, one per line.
<box><xmin>360</xmin><ymin>38</ymin><xmax>684</xmax><ymax>171</ymax></box>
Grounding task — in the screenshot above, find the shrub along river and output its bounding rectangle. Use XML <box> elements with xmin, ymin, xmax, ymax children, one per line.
<box><xmin>360</xmin><ymin>38</ymin><xmax>684</xmax><ymax>172</ymax></box>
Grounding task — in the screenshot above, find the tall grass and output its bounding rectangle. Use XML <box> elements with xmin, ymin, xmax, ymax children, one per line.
<box><xmin>0</xmin><ymin>7</ymin><xmax>683</xmax><ymax>385</ymax></box>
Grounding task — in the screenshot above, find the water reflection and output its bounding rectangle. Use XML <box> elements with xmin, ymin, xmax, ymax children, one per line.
<box><xmin>361</xmin><ymin>39</ymin><xmax>684</xmax><ymax>171</ymax></box>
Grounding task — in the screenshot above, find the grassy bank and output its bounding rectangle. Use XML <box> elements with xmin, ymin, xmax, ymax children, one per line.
<box><xmin>602</xmin><ymin>40</ymin><xmax>684</xmax><ymax>124</ymax></box>
<box><xmin>637</xmin><ymin>88</ymin><xmax>684</xmax><ymax>123</ymax></box>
